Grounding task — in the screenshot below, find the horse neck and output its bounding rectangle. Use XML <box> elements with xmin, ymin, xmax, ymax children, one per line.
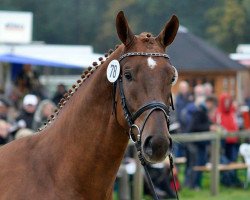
<box><xmin>43</xmin><ymin>46</ymin><xmax>129</xmax><ymax>194</ymax></box>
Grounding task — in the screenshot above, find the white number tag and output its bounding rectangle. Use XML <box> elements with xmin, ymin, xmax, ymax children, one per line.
<box><xmin>107</xmin><ymin>60</ymin><xmax>120</xmax><ymax>83</ymax></box>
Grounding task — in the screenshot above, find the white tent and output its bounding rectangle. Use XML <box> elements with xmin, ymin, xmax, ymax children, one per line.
<box><xmin>0</xmin><ymin>44</ymin><xmax>103</xmax><ymax>95</ymax></box>
<box><xmin>0</xmin><ymin>44</ymin><xmax>103</xmax><ymax>68</ymax></box>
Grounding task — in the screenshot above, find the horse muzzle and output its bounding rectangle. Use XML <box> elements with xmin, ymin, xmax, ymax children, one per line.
<box><xmin>143</xmin><ymin>135</ymin><xmax>172</xmax><ymax>163</ymax></box>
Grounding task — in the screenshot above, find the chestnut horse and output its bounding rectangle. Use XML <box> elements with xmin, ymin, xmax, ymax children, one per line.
<box><xmin>0</xmin><ymin>11</ymin><xmax>179</xmax><ymax>199</ymax></box>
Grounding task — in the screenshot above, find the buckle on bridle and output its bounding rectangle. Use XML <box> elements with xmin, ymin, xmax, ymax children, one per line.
<box><xmin>129</xmin><ymin>124</ymin><xmax>141</xmax><ymax>142</ymax></box>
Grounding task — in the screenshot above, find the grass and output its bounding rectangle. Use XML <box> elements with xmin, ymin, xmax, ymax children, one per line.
<box><xmin>114</xmin><ymin>186</ymin><xmax>250</xmax><ymax>200</ymax></box>
<box><xmin>175</xmin><ymin>165</ymin><xmax>250</xmax><ymax>200</ymax></box>
<box><xmin>178</xmin><ymin>187</ymin><xmax>250</xmax><ymax>200</ymax></box>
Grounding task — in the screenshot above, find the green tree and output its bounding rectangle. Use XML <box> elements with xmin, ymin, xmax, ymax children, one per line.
<box><xmin>242</xmin><ymin>0</ymin><xmax>250</xmax><ymax>43</ymax></box>
<box><xmin>1</xmin><ymin>0</ymin><xmax>249</xmax><ymax>53</ymax></box>
<box><xmin>206</xmin><ymin>0</ymin><xmax>247</xmax><ymax>52</ymax></box>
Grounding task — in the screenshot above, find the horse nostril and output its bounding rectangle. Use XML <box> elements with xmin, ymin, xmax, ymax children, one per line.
<box><xmin>144</xmin><ymin>136</ymin><xmax>153</xmax><ymax>157</ymax></box>
<box><xmin>143</xmin><ymin>135</ymin><xmax>170</xmax><ymax>162</ymax></box>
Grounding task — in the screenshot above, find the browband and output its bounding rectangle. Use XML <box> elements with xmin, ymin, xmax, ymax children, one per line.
<box><xmin>118</xmin><ymin>52</ymin><xmax>170</xmax><ymax>62</ymax></box>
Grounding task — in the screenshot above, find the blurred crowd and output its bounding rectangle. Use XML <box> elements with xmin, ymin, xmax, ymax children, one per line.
<box><xmin>172</xmin><ymin>80</ymin><xmax>250</xmax><ymax>191</ymax></box>
<box><xmin>117</xmin><ymin>81</ymin><xmax>250</xmax><ymax>199</ymax></box>
<box><xmin>0</xmin><ymin>65</ymin><xmax>67</xmax><ymax>144</ymax></box>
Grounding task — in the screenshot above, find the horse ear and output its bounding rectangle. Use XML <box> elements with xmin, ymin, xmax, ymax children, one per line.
<box><xmin>116</xmin><ymin>11</ymin><xmax>135</xmax><ymax>46</ymax></box>
<box><xmin>156</xmin><ymin>15</ymin><xmax>179</xmax><ymax>48</ymax></box>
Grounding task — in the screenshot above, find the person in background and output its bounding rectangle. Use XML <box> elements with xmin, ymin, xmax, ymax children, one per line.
<box><xmin>215</xmin><ymin>93</ymin><xmax>239</xmax><ymax>162</ymax></box>
<box><xmin>174</xmin><ymin>81</ymin><xmax>193</xmax><ymax>158</ymax></box>
<box><xmin>0</xmin><ymin>119</ymin><xmax>11</xmax><ymax>145</ymax></box>
<box><xmin>52</xmin><ymin>84</ymin><xmax>67</xmax><ymax>105</ymax></box>
<box><xmin>32</xmin><ymin>99</ymin><xmax>56</xmax><ymax>131</ymax></box>
<box><xmin>15</xmin><ymin>128</ymin><xmax>34</xmax><ymax>140</ymax></box>
<box><xmin>203</xmin><ymin>82</ymin><xmax>214</xmax><ymax>97</ymax></box>
<box><xmin>245</xmin><ymin>96</ymin><xmax>250</xmax><ymax>109</ymax></box>
<box><xmin>240</xmin><ymin>103</ymin><xmax>250</xmax><ymax>130</ymax></box>
<box><xmin>182</xmin><ymin>84</ymin><xmax>215</xmax><ymax>189</ymax></box>
<box><xmin>211</xmin><ymin>93</ymin><xmax>243</xmax><ymax>187</ymax></box>
<box><xmin>175</xmin><ymin>81</ymin><xmax>193</xmax><ymax>133</ymax></box>
<box><xmin>15</xmin><ymin>64</ymin><xmax>40</xmax><ymax>95</ymax></box>
<box><xmin>205</xmin><ymin>95</ymin><xmax>218</xmax><ymax>123</ymax></box>
<box><xmin>0</xmin><ymin>97</ymin><xmax>19</xmax><ymax>140</ymax></box>
<box><xmin>0</xmin><ymin>98</ymin><xmax>10</xmax><ymax>121</ymax></box>
<box><xmin>15</xmin><ymin>94</ymin><xmax>38</xmax><ymax>131</ymax></box>
<box><xmin>180</xmin><ymin>84</ymin><xmax>204</xmax><ymax>133</ymax></box>
<box><xmin>187</xmin><ymin>95</ymin><xmax>217</xmax><ymax>189</ymax></box>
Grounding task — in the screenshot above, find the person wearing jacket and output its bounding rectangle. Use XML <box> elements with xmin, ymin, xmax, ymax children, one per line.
<box><xmin>32</xmin><ymin>99</ymin><xmax>56</xmax><ymax>131</ymax></box>
<box><xmin>215</xmin><ymin>93</ymin><xmax>239</xmax><ymax>162</ymax></box>
<box><xmin>15</xmin><ymin>94</ymin><xmax>38</xmax><ymax>131</ymax></box>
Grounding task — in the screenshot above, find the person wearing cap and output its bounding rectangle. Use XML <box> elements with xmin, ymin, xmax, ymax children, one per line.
<box><xmin>15</xmin><ymin>94</ymin><xmax>38</xmax><ymax>131</ymax></box>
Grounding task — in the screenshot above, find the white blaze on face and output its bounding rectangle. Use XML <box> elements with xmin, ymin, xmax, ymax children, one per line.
<box><xmin>147</xmin><ymin>57</ymin><xmax>157</xmax><ymax>69</ymax></box>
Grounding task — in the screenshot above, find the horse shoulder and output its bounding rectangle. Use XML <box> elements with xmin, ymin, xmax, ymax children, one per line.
<box><xmin>0</xmin><ymin>134</ymin><xmax>58</xmax><ymax>199</ymax></box>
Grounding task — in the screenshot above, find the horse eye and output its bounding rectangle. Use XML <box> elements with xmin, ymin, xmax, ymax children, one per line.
<box><xmin>124</xmin><ymin>72</ymin><xmax>132</xmax><ymax>81</ymax></box>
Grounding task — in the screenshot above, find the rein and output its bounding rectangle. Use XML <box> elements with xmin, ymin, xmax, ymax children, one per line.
<box><xmin>114</xmin><ymin>52</ymin><xmax>179</xmax><ymax>200</ymax></box>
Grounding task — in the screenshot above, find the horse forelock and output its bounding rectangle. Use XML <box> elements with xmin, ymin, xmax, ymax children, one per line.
<box><xmin>139</xmin><ymin>32</ymin><xmax>153</xmax><ymax>38</ymax></box>
<box><xmin>127</xmin><ymin>32</ymin><xmax>165</xmax><ymax>52</ymax></box>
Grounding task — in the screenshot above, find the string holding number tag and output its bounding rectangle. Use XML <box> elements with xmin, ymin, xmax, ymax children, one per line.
<box><xmin>107</xmin><ymin>60</ymin><xmax>120</xmax><ymax>83</ymax></box>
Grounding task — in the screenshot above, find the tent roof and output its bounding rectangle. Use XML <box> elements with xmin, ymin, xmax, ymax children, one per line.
<box><xmin>0</xmin><ymin>53</ymin><xmax>82</xmax><ymax>68</ymax></box>
<box><xmin>0</xmin><ymin>44</ymin><xmax>103</xmax><ymax>68</ymax></box>
<box><xmin>167</xmin><ymin>27</ymin><xmax>245</xmax><ymax>71</ymax></box>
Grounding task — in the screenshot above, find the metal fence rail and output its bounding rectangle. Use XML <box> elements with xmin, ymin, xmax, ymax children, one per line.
<box><xmin>132</xmin><ymin>130</ymin><xmax>250</xmax><ymax>199</ymax></box>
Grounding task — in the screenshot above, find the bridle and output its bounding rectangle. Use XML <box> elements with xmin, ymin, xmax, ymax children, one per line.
<box><xmin>117</xmin><ymin>52</ymin><xmax>173</xmax><ymax>132</ymax></box>
<box><xmin>113</xmin><ymin>52</ymin><xmax>179</xmax><ymax>200</ymax></box>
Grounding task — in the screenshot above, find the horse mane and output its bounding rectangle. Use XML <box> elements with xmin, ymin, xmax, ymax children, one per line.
<box><xmin>37</xmin><ymin>44</ymin><xmax>121</xmax><ymax>132</ymax></box>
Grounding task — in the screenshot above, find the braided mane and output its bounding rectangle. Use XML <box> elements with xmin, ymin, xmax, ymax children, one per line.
<box><xmin>37</xmin><ymin>45</ymin><xmax>120</xmax><ymax>132</ymax></box>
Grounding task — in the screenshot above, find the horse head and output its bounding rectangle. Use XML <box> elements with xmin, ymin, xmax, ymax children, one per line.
<box><xmin>114</xmin><ymin>11</ymin><xmax>179</xmax><ymax>163</ymax></box>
